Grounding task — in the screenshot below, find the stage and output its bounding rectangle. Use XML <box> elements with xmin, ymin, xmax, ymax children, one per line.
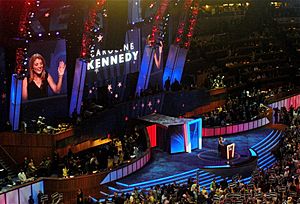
<box><xmin>97</xmin><ymin>127</ymin><xmax>283</xmax><ymax>201</ymax></box>
<box><xmin>117</xmin><ymin>127</ymin><xmax>276</xmax><ymax>184</ymax></box>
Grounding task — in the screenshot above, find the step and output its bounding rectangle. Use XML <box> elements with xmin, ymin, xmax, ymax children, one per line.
<box><xmin>109</xmin><ymin>172</ymin><xmax>221</xmax><ymax>193</ymax></box>
<box><xmin>257</xmin><ymin>155</ymin><xmax>276</xmax><ymax>165</ymax></box>
<box><xmin>251</xmin><ymin>130</ymin><xmax>276</xmax><ymax>149</ymax></box>
<box><xmin>253</xmin><ymin>131</ymin><xmax>279</xmax><ymax>151</ymax></box>
<box><xmin>254</xmin><ymin>131</ymin><xmax>281</xmax><ymax>153</ymax></box>
<box><xmin>116</xmin><ymin>168</ymin><xmax>200</xmax><ymax>188</ymax></box>
<box><xmin>259</xmin><ymin>157</ymin><xmax>276</xmax><ymax>169</ymax></box>
<box><xmin>255</xmin><ymin>133</ymin><xmax>281</xmax><ymax>154</ymax></box>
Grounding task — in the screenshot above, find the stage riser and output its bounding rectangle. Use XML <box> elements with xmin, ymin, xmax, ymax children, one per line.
<box><xmin>203</xmin><ymin>157</ymin><xmax>257</xmax><ymax>178</ymax></box>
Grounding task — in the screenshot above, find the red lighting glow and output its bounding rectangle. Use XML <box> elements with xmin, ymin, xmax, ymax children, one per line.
<box><xmin>80</xmin><ymin>0</ymin><xmax>106</xmax><ymax>59</ymax></box>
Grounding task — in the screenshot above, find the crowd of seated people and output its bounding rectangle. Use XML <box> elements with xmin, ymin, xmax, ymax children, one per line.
<box><xmin>203</xmin><ymin>88</ymin><xmax>268</xmax><ymax>127</ymax></box>
<box><xmin>20</xmin><ymin>116</ymin><xmax>72</xmax><ymax>135</ymax></box>
<box><xmin>16</xmin><ymin>126</ymin><xmax>148</xmax><ymax>182</ymax></box>
<box><xmin>61</xmin><ymin>127</ymin><xmax>146</xmax><ymax>178</ymax></box>
<box><xmin>203</xmin><ymin>83</ymin><xmax>298</xmax><ymax>128</ymax></box>
<box><xmin>274</xmin><ymin>105</ymin><xmax>300</xmax><ymax>127</ymax></box>
<box><xmin>189</xmin><ymin>23</ymin><xmax>297</xmax><ymax>91</ymax></box>
<box><xmin>199</xmin><ymin>3</ymin><xmax>249</xmax><ymax>18</ymax></box>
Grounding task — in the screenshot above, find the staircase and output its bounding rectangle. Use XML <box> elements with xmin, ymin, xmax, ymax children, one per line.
<box><xmin>98</xmin><ymin>168</ymin><xmax>223</xmax><ymax>201</ymax></box>
<box><xmin>0</xmin><ymin>145</ymin><xmax>18</xmax><ymax>179</ymax></box>
<box><xmin>251</xmin><ymin>129</ymin><xmax>282</xmax><ymax>170</ymax></box>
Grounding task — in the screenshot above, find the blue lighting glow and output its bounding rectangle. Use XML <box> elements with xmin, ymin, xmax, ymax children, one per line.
<box><xmin>170</xmin><ymin>47</ymin><xmax>187</xmax><ymax>83</ymax></box>
<box><xmin>117</xmin><ymin>168</ymin><xmax>199</xmax><ymax>188</ymax></box>
<box><xmin>9</xmin><ymin>74</ymin><xmax>22</xmax><ymax>131</ymax></box>
<box><xmin>249</xmin><ymin>148</ymin><xmax>257</xmax><ymax>157</ymax></box>
<box><xmin>203</xmin><ymin>165</ymin><xmax>231</xmax><ymax>169</ymax></box>
<box><xmin>187</xmin><ymin>118</ymin><xmax>202</xmax><ymax>150</ymax></box>
<box><xmin>170</xmin><ymin>127</ymin><xmax>185</xmax><ymax>154</ymax></box>
<box><xmin>162</xmin><ymin>44</ymin><xmax>179</xmax><ymax>89</ymax></box>
<box><xmin>251</xmin><ymin>130</ymin><xmax>275</xmax><ymax>149</ymax></box>
<box><xmin>136</xmin><ymin>46</ymin><xmax>154</xmax><ymax>96</ymax></box>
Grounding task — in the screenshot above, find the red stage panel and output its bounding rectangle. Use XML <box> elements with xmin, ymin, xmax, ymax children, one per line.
<box><xmin>146</xmin><ymin>125</ymin><xmax>157</xmax><ymax>147</ymax></box>
<box><xmin>215</xmin><ymin>127</ymin><xmax>221</xmax><ymax>136</ymax></box>
<box><xmin>291</xmin><ymin>96</ymin><xmax>296</xmax><ymax>107</ymax></box>
<box><xmin>238</xmin><ymin>124</ymin><xmax>244</xmax><ymax>132</ymax></box>
<box><xmin>0</xmin><ymin>194</ymin><xmax>4</xmax><ymax>204</ymax></box>
<box><xmin>243</xmin><ymin>123</ymin><xmax>249</xmax><ymax>131</ymax></box>
<box><xmin>202</xmin><ymin>128</ymin><xmax>207</xmax><ymax>137</ymax></box>
<box><xmin>220</xmin><ymin>127</ymin><xmax>226</xmax><ymax>135</ymax></box>
<box><xmin>232</xmin><ymin>125</ymin><xmax>238</xmax><ymax>133</ymax></box>
<box><xmin>249</xmin><ymin>121</ymin><xmax>253</xmax><ymax>129</ymax></box>
<box><xmin>226</xmin><ymin>126</ymin><xmax>233</xmax><ymax>134</ymax></box>
<box><xmin>207</xmin><ymin>128</ymin><xmax>214</xmax><ymax>137</ymax></box>
<box><xmin>285</xmin><ymin>99</ymin><xmax>289</xmax><ymax>108</ymax></box>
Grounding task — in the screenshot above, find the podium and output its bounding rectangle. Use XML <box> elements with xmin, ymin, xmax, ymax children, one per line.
<box><xmin>220</xmin><ymin>142</ymin><xmax>235</xmax><ymax>160</ymax></box>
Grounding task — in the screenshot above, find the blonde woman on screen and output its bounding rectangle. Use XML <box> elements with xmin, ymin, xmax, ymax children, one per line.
<box><xmin>22</xmin><ymin>53</ymin><xmax>66</xmax><ymax>101</ymax></box>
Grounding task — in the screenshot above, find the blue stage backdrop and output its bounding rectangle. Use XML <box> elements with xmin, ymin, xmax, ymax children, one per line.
<box><xmin>169</xmin><ymin>125</ymin><xmax>185</xmax><ymax>154</ymax></box>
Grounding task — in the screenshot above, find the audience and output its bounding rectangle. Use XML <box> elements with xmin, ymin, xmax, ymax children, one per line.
<box><xmin>15</xmin><ymin>126</ymin><xmax>148</xmax><ymax>180</ymax></box>
<box><xmin>20</xmin><ymin>116</ymin><xmax>73</xmax><ymax>135</ymax></box>
<box><xmin>203</xmin><ymin>88</ymin><xmax>268</xmax><ymax>127</ymax></box>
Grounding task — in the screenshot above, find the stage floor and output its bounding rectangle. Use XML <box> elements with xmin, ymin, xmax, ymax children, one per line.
<box><xmin>120</xmin><ymin>128</ymin><xmax>272</xmax><ymax>184</ymax></box>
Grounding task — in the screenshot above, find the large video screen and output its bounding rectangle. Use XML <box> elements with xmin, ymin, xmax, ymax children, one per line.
<box><xmin>20</xmin><ymin>39</ymin><xmax>68</xmax><ymax>125</ymax></box>
<box><xmin>22</xmin><ymin>39</ymin><xmax>67</xmax><ymax>102</ymax></box>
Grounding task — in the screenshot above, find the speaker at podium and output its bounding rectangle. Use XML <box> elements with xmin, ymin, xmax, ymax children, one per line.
<box><xmin>220</xmin><ymin>141</ymin><xmax>235</xmax><ymax>160</ymax></box>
